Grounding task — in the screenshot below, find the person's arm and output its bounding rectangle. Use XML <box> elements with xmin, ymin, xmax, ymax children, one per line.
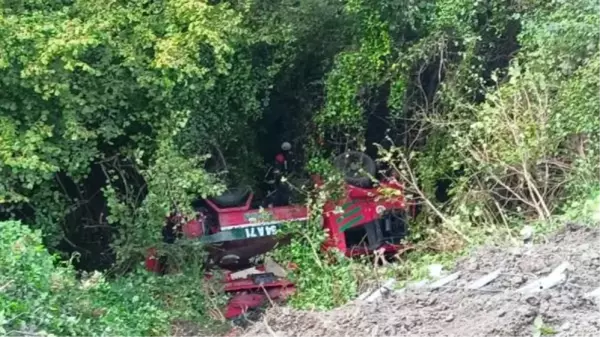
<box><xmin>265</xmin><ymin>166</ymin><xmax>275</xmax><ymax>184</ymax></box>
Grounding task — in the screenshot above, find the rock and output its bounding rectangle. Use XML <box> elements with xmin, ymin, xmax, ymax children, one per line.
<box><xmin>524</xmin><ymin>308</ymin><xmax>538</xmax><ymax>318</ymax></box>
<box><xmin>444</xmin><ymin>314</ymin><xmax>455</xmax><ymax>322</ymax></box>
<box><xmin>426</xmin><ymin>297</ymin><xmax>438</xmax><ymax>306</ymax></box>
<box><xmin>525</xmin><ymin>296</ymin><xmax>540</xmax><ymax>306</ymax></box>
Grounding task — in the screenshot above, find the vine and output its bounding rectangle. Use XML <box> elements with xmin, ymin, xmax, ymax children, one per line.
<box><xmin>315</xmin><ymin>0</ymin><xmax>392</xmax><ymax>139</ymax></box>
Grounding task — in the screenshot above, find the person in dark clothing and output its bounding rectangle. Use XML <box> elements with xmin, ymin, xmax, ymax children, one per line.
<box><xmin>158</xmin><ymin>213</ymin><xmax>181</xmax><ymax>274</ymax></box>
<box><xmin>275</xmin><ymin>141</ymin><xmax>292</xmax><ymax>173</ymax></box>
<box><xmin>265</xmin><ymin>142</ymin><xmax>293</xmax><ymax>207</ymax></box>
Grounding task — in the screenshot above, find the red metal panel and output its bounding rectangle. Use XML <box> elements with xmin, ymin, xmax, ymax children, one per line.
<box><xmin>224</xmin><ymin>286</ymin><xmax>296</xmax><ymax>319</ymax></box>
<box><xmin>223</xmin><ymin>278</ymin><xmax>294</xmax><ymax>292</ymax></box>
<box><xmin>145</xmin><ymin>248</ymin><xmax>160</xmax><ymax>273</ymax></box>
<box><xmin>182</xmin><ymin>219</ymin><xmax>203</xmax><ymax>238</ymax></box>
<box><xmin>321</xmin><ymin>179</ymin><xmax>405</xmax><ymax>255</ymax></box>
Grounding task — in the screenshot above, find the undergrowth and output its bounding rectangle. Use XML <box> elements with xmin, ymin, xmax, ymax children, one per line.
<box><xmin>0</xmin><ymin>220</ymin><xmax>227</xmax><ymax>336</ymax></box>
<box><xmin>269</xmin><ymin>160</ymin><xmax>363</xmax><ymax>310</ymax></box>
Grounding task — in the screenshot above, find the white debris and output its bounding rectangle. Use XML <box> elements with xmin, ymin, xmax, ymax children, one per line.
<box><xmin>467</xmin><ymin>269</ymin><xmax>502</xmax><ymax>290</ymax></box>
<box><xmin>264</xmin><ymin>257</ymin><xmax>288</xmax><ymax>278</ymax></box>
<box><xmin>357</xmin><ymin>289</ymin><xmax>373</xmax><ymax>301</ymax></box>
<box><xmin>230</xmin><ymin>266</ymin><xmax>261</xmax><ymax>280</ymax></box>
<box><xmin>428</xmin><ymin>272</ymin><xmax>461</xmax><ymax>290</ymax></box>
<box><xmin>517</xmin><ymin>261</ymin><xmax>571</xmax><ymax>294</ymax></box>
<box><xmin>428</xmin><ymin>264</ymin><xmax>445</xmax><ymax>279</ymax></box>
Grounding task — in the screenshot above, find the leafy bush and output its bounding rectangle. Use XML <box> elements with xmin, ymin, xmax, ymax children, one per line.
<box><xmin>377</xmin><ymin>0</ymin><xmax>600</xmax><ymax>239</ymax></box>
<box><xmin>0</xmin><ymin>220</ymin><xmax>213</xmax><ymax>336</ymax></box>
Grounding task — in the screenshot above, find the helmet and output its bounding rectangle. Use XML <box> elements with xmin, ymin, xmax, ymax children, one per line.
<box><xmin>281</xmin><ymin>142</ymin><xmax>291</xmax><ymax>151</ymax></box>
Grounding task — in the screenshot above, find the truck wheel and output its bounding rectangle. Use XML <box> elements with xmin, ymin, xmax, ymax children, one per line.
<box><xmin>210</xmin><ymin>186</ymin><xmax>251</xmax><ymax>207</ymax></box>
<box><xmin>333</xmin><ymin>151</ymin><xmax>376</xmax><ymax>188</ymax></box>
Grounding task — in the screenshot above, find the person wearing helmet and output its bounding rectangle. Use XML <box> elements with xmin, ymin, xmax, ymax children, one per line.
<box><xmin>279</xmin><ymin>141</ymin><xmax>292</xmax><ymax>171</ymax></box>
<box><xmin>267</xmin><ymin>142</ymin><xmax>291</xmax><ymax>182</ymax></box>
<box><xmin>264</xmin><ymin>142</ymin><xmax>293</xmax><ymax>207</ymax></box>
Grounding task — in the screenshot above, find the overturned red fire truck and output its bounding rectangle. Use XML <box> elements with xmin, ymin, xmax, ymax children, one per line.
<box><xmin>145</xmin><ymin>151</ymin><xmax>409</xmax><ymax>319</ymax></box>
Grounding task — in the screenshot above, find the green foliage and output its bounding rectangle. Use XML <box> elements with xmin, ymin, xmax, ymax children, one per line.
<box><xmin>104</xmin><ymin>135</ymin><xmax>225</xmax><ymax>268</ymax></box>
<box><xmin>438</xmin><ymin>1</ymin><xmax>598</xmax><ymax>223</ymax></box>
<box><xmin>393</xmin><ymin>250</ymin><xmax>461</xmax><ymax>283</ymax></box>
<box><xmin>533</xmin><ymin>315</ymin><xmax>558</xmax><ymax>337</ymax></box>
<box><xmin>316</xmin><ymin>0</ymin><xmax>392</xmax><ymax>135</ymax></box>
<box><xmin>271</xmin><ymin>167</ymin><xmax>358</xmax><ymax>310</ymax></box>
<box><xmin>0</xmin><ymin>220</ymin><xmax>219</xmax><ymax>336</ymax></box>
<box><xmin>559</xmin><ymin>189</ymin><xmax>600</xmax><ymax>226</ymax></box>
<box><xmin>273</xmin><ymin>219</ymin><xmax>359</xmax><ymax>310</ymax></box>
<box><xmin>0</xmin><ymin>0</ymin><xmax>297</xmax><ymax>264</ymax></box>
<box><xmin>386</xmin><ymin>0</ymin><xmax>600</xmax><ymax>233</ymax></box>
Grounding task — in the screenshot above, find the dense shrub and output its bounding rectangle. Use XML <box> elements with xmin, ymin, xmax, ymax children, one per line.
<box><xmin>0</xmin><ymin>220</ymin><xmax>211</xmax><ymax>336</ymax></box>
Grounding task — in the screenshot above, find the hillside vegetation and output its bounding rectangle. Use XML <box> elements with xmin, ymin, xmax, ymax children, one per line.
<box><xmin>0</xmin><ymin>0</ymin><xmax>598</xmax><ymax>335</ymax></box>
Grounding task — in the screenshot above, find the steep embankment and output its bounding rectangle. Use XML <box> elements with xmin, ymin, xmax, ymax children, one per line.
<box><xmin>242</xmin><ymin>223</ymin><xmax>600</xmax><ymax>337</ymax></box>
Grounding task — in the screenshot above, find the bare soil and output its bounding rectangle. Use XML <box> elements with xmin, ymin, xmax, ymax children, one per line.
<box><xmin>241</xmin><ymin>223</ymin><xmax>600</xmax><ymax>337</ymax></box>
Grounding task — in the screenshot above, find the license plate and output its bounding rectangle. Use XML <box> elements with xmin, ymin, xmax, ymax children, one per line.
<box><xmin>200</xmin><ymin>223</ymin><xmax>282</xmax><ymax>244</ymax></box>
<box><xmin>243</xmin><ymin>224</ymin><xmax>279</xmax><ymax>238</ymax></box>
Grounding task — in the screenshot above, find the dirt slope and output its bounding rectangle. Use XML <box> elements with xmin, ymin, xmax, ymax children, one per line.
<box><xmin>242</xmin><ymin>224</ymin><xmax>600</xmax><ymax>337</ymax></box>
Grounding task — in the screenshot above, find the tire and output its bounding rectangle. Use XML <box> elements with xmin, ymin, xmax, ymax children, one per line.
<box><xmin>333</xmin><ymin>151</ymin><xmax>376</xmax><ymax>187</ymax></box>
<box><xmin>210</xmin><ymin>186</ymin><xmax>251</xmax><ymax>207</ymax></box>
<box><xmin>204</xmin><ymin>145</ymin><xmax>249</xmax><ymax>207</ymax></box>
